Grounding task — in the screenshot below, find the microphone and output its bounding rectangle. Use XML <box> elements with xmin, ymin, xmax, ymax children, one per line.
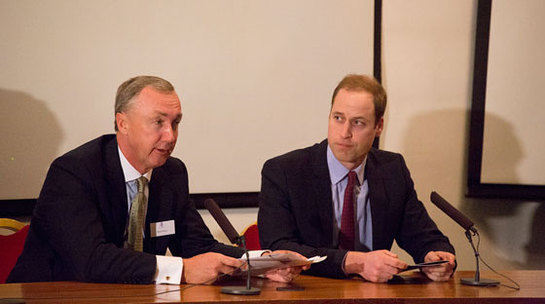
<box><xmin>204</xmin><ymin>198</ymin><xmax>241</xmax><ymax>245</ymax></box>
<box><xmin>204</xmin><ymin>199</ymin><xmax>260</xmax><ymax>295</ymax></box>
<box><xmin>430</xmin><ymin>192</ymin><xmax>477</xmax><ymax>233</ymax></box>
<box><xmin>429</xmin><ymin>192</ymin><xmax>498</xmax><ymax>287</ymax></box>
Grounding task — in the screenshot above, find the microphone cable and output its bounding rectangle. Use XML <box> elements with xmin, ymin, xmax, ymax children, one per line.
<box><xmin>471</xmin><ymin>229</ymin><xmax>520</xmax><ymax>290</ymax></box>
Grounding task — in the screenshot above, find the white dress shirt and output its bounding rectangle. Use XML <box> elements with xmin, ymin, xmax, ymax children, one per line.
<box><xmin>118</xmin><ymin>146</ymin><xmax>183</xmax><ymax>284</ymax></box>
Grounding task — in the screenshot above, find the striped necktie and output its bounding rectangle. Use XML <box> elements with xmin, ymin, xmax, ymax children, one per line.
<box><xmin>127</xmin><ymin>176</ymin><xmax>148</xmax><ymax>252</ymax></box>
<box><xmin>339</xmin><ymin>171</ymin><xmax>357</xmax><ymax>250</ymax></box>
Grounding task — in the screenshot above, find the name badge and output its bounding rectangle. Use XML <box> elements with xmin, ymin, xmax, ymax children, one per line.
<box><xmin>150</xmin><ymin>220</ymin><xmax>175</xmax><ymax>238</ymax></box>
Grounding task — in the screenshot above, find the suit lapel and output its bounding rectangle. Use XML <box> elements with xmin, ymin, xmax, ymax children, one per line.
<box><xmin>366</xmin><ymin>149</ymin><xmax>389</xmax><ymax>250</ymax></box>
<box><xmin>103</xmin><ymin>136</ymin><xmax>129</xmax><ymax>246</ymax></box>
<box><xmin>146</xmin><ymin>167</ymin><xmax>175</xmax><ymax>230</ymax></box>
<box><xmin>144</xmin><ymin>165</ymin><xmax>175</xmax><ymax>253</ymax></box>
<box><xmin>311</xmin><ymin>140</ymin><xmax>335</xmax><ymax>246</ymax></box>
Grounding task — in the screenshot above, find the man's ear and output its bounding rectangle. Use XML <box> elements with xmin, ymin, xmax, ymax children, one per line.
<box><xmin>375</xmin><ymin>117</ymin><xmax>384</xmax><ymax>137</ymax></box>
<box><xmin>116</xmin><ymin>112</ymin><xmax>128</xmax><ymax>134</ymax></box>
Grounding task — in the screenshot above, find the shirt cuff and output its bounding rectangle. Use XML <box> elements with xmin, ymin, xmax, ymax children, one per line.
<box><xmin>154</xmin><ymin>255</ymin><xmax>183</xmax><ymax>285</ymax></box>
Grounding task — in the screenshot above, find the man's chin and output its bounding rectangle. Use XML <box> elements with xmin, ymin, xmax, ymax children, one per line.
<box><xmin>332</xmin><ymin>150</ymin><xmax>356</xmax><ymax>162</ymax></box>
<box><xmin>334</xmin><ymin>153</ymin><xmax>366</xmax><ymax>168</ymax></box>
<box><xmin>149</xmin><ymin>155</ymin><xmax>170</xmax><ymax>169</ymax></box>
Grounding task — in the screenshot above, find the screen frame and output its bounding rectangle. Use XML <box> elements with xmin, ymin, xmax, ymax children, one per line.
<box><xmin>467</xmin><ymin>0</ymin><xmax>545</xmax><ymax>200</ymax></box>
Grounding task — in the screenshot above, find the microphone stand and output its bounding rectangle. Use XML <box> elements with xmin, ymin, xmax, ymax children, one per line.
<box><xmin>220</xmin><ymin>235</ymin><xmax>261</xmax><ymax>295</ymax></box>
<box><xmin>240</xmin><ymin>236</ymin><xmax>254</xmax><ymax>292</ymax></box>
<box><xmin>460</xmin><ymin>229</ymin><xmax>499</xmax><ymax>287</ymax></box>
<box><xmin>204</xmin><ymin>198</ymin><xmax>260</xmax><ymax>295</ymax></box>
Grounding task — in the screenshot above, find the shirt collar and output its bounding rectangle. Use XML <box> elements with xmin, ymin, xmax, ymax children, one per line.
<box><xmin>117</xmin><ymin>146</ymin><xmax>152</xmax><ymax>183</ymax></box>
<box><xmin>326</xmin><ymin>145</ymin><xmax>365</xmax><ymax>185</ymax></box>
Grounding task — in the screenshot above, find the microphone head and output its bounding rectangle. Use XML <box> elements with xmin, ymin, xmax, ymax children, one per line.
<box><xmin>204</xmin><ymin>198</ymin><xmax>241</xmax><ymax>245</ymax></box>
<box><xmin>203</xmin><ymin>198</ymin><xmax>216</xmax><ymax>210</ymax></box>
<box><xmin>430</xmin><ymin>191</ymin><xmax>476</xmax><ymax>232</ymax></box>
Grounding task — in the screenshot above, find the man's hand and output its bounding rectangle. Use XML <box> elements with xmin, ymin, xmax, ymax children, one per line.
<box><xmin>344</xmin><ymin>250</ymin><xmax>408</xmax><ymax>283</ymax></box>
<box><xmin>421</xmin><ymin>251</ymin><xmax>456</xmax><ymax>281</ymax></box>
<box><xmin>263</xmin><ymin>250</ymin><xmax>310</xmax><ymax>282</ymax></box>
<box><xmin>182</xmin><ymin>252</ymin><xmax>244</xmax><ymax>284</ymax></box>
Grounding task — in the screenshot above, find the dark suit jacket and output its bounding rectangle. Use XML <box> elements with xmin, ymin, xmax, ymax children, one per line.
<box><xmin>8</xmin><ymin>134</ymin><xmax>243</xmax><ymax>284</ymax></box>
<box><xmin>258</xmin><ymin>140</ymin><xmax>454</xmax><ymax>278</ymax></box>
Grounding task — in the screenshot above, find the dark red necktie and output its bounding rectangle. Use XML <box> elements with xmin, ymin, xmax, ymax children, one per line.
<box><xmin>339</xmin><ymin>171</ymin><xmax>357</xmax><ymax>250</ymax></box>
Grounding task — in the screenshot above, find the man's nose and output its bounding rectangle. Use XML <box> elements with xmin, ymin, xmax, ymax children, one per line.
<box><xmin>340</xmin><ymin>122</ymin><xmax>352</xmax><ymax>138</ymax></box>
<box><xmin>162</xmin><ymin>125</ymin><xmax>176</xmax><ymax>143</ymax></box>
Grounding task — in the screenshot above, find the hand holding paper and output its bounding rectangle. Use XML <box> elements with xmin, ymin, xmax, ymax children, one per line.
<box><xmin>399</xmin><ymin>260</ymin><xmax>449</xmax><ymax>272</ymax></box>
<box><xmin>234</xmin><ymin>251</ymin><xmax>326</xmax><ymax>281</ymax></box>
<box><xmin>344</xmin><ymin>250</ymin><xmax>408</xmax><ymax>283</ymax></box>
<box><xmin>420</xmin><ymin>251</ymin><xmax>456</xmax><ymax>281</ymax></box>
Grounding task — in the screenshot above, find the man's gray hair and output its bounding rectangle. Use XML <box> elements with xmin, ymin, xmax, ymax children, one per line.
<box><xmin>114</xmin><ymin>75</ymin><xmax>175</xmax><ymax>131</ymax></box>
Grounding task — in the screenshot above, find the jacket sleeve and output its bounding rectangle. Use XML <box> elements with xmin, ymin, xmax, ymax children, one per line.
<box><xmin>393</xmin><ymin>155</ymin><xmax>455</xmax><ymax>263</ymax></box>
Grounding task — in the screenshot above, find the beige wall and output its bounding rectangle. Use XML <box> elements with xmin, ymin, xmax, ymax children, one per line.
<box><xmin>380</xmin><ymin>0</ymin><xmax>544</xmax><ymax>270</ymax></box>
<box><xmin>0</xmin><ymin>0</ymin><xmax>374</xmax><ymax>198</ymax></box>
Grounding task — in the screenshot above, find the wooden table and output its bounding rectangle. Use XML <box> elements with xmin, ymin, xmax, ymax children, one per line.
<box><xmin>0</xmin><ymin>271</ymin><xmax>543</xmax><ymax>303</ymax></box>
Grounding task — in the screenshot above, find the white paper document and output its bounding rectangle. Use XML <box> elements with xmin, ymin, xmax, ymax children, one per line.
<box><xmin>234</xmin><ymin>253</ymin><xmax>326</xmax><ymax>276</ymax></box>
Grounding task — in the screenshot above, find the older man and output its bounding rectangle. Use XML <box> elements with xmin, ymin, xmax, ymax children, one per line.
<box><xmin>9</xmin><ymin>76</ymin><xmax>305</xmax><ymax>284</ymax></box>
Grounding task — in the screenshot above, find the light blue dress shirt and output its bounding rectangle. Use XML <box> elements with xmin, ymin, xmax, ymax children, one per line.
<box><xmin>327</xmin><ymin>146</ymin><xmax>373</xmax><ymax>251</ymax></box>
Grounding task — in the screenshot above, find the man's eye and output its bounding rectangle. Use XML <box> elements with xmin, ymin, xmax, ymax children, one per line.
<box><xmin>172</xmin><ymin>120</ymin><xmax>180</xmax><ymax>131</ymax></box>
<box><xmin>334</xmin><ymin>115</ymin><xmax>342</xmax><ymax>121</ymax></box>
<box><xmin>155</xmin><ymin>120</ymin><xmax>163</xmax><ymax>125</ymax></box>
<box><xmin>353</xmin><ymin>120</ymin><xmax>364</xmax><ymax>126</ymax></box>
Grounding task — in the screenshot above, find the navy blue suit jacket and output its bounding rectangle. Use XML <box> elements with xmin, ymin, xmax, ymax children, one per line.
<box><xmin>258</xmin><ymin>140</ymin><xmax>454</xmax><ymax>278</ymax></box>
<box><xmin>8</xmin><ymin>134</ymin><xmax>242</xmax><ymax>283</ymax></box>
